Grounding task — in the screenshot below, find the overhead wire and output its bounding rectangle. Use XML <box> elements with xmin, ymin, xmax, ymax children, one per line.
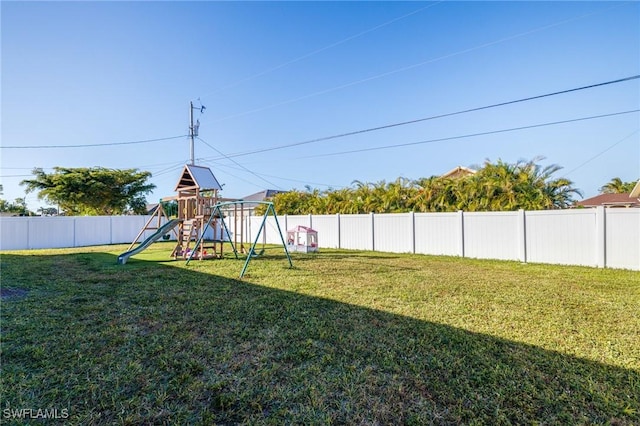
<box><xmin>562</xmin><ymin>129</ymin><xmax>640</xmax><ymax>177</ymax></box>
<box><xmin>204</xmin><ymin>75</ymin><xmax>640</xmax><ymax>161</ymax></box>
<box><xmin>196</xmin><ymin>2</ymin><xmax>442</xmax><ymax>102</ymax></box>
<box><xmin>199</xmin><ymin>160</ymin><xmax>273</xmax><ymax>191</ymax></box>
<box><xmin>210</xmin><ymin>3</ymin><xmax>630</xmax><ymax>124</ymax></box>
<box><xmin>1</xmin><ymin>135</ymin><xmax>188</xmax><ymax>150</ymax></box>
<box><xmin>212</xmin><ymin>161</ymin><xmax>339</xmax><ymax>189</ymax></box>
<box><xmin>297</xmin><ymin>110</ymin><xmax>640</xmax><ymax>159</ymax></box>
<box><xmin>196</xmin><ymin>136</ymin><xmax>283</xmax><ymax>190</ymax></box>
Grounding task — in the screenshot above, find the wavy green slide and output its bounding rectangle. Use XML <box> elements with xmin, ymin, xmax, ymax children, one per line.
<box><xmin>117</xmin><ymin>219</ymin><xmax>180</xmax><ymax>265</ymax></box>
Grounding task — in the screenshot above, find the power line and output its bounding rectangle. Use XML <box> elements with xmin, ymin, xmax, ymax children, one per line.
<box><xmin>212</xmin><ymin>161</ymin><xmax>339</xmax><ymax>189</ymax></box>
<box><xmin>297</xmin><ymin>109</ymin><xmax>640</xmax><ymax>159</ymax></box>
<box><xmin>206</xmin><ymin>75</ymin><xmax>640</xmax><ymax>161</ymax></box>
<box><xmin>1</xmin><ymin>135</ymin><xmax>188</xmax><ymax>150</ymax></box>
<box><xmin>562</xmin><ymin>129</ymin><xmax>640</xmax><ymax>177</ymax></box>
<box><xmin>211</xmin><ymin>3</ymin><xmax>629</xmax><ymax>124</ymax></box>
<box><xmin>196</xmin><ymin>136</ymin><xmax>283</xmax><ymax>190</ymax></box>
<box><xmin>196</xmin><ymin>2</ymin><xmax>441</xmax><ymax>102</ymax></box>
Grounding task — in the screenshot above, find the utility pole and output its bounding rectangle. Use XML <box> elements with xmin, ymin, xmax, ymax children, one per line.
<box><xmin>189</xmin><ymin>101</ymin><xmax>195</xmax><ymax>165</ymax></box>
<box><xmin>189</xmin><ymin>101</ymin><xmax>205</xmax><ymax>165</ymax></box>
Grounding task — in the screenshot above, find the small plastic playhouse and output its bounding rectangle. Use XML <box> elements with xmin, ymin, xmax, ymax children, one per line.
<box><xmin>287</xmin><ymin>225</ymin><xmax>318</xmax><ymax>253</ymax></box>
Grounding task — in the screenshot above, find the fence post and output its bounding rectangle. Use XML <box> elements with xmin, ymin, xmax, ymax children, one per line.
<box><xmin>27</xmin><ymin>217</ymin><xmax>31</xmax><ymax>250</ymax></box>
<box><xmin>247</xmin><ymin>213</ymin><xmax>252</xmax><ymax>244</ymax></box>
<box><xmin>596</xmin><ymin>206</ymin><xmax>606</xmax><ymax>268</ymax></box>
<box><xmin>517</xmin><ymin>209</ymin><xmax>526</xmax><ymax>263</ymax></box>
<box><xmin>337</xmin><ymin>213</ymin><xmax>341</xmax><ymax>249</ymax></box>
<box><xmin>411</xmin><ymin>211</ymin><xmax>416</xmax><ymax>254</ymax></box>
<box><xmin>457</xmin><ymin>210</ymin><xmax>464</xmax><ymax>258</ymax></box>
<box><xmin>371</xmin><ymin>212</ymin><xmax>375</xmax><ymax>251</ymax></box>
<box><xmin>284</xmin><ymin>214</ymin><xmax>288</xmax><ymax>238</ymax></box>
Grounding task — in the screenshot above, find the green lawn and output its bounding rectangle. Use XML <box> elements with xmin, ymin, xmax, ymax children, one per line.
<box><xmin>2</xmin><ymin>243</ymin><xmax>639</xmax><ymax>425</ymax></box>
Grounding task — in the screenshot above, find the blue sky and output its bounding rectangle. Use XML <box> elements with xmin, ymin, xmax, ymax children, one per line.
<box><xmin>2</xmin><ymin>1</ymin><xmax>639</xmax><ymax>211</ymax></box>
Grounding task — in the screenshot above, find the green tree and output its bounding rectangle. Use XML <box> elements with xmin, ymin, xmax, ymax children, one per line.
<box><xmin>264</xmin><ymin>158</ymin><xmax>581</xmax><ymax>215</ymax></box>
<box><xmin>37</xmin><ymin>207</ymin><xmax>59</xmax><ymax>216</ymax></box>
<box><xmin>464</xmin><ymin>158</ymin><xmax>581</xmax><ymax>211</ymax></box>
<box><xmin>599</xmin><ymin>177</ymin><xmax>637</xmax><ymax>194</ymax></box>
<box><xmin>21</xmin><ymin>167</ymin><xmax>155</xmax><ymax>216</ymax></box>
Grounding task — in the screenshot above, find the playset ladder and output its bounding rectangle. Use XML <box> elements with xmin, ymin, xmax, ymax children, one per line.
<box><xmin>173</xmin><ymin>219</ymin><xmax>198</xmax><ymax>258</ymax></box>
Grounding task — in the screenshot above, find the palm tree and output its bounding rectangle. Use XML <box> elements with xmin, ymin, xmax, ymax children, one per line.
<box><xmin>411</xmin><ymin>176</ymin><xmax>440</xmax><ymax>212</ymax></box>
<box><xmin>599</xmin><ymin>177</ymin><xmax>637</xmax><ymax>194</ymax></box>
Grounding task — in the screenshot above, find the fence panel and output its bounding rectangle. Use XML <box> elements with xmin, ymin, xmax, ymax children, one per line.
<box><xmin>285</xmin><ymin>215</ymin><xmax>312</xmax><ymax>233</ymax></box>
<box><xmin>75</xmin><ymin>216</ymin><xmax>112</xmax><ymax>247</ymax></box>
<box><xmin>373</xmin><ymin>213</ymin><xmax>413</xmax><ymax>253</ymax></box>
<box><xmin>2</xmin><ymin>210</ymin><xmax>638</xmax><ymax>271</ymax></box>
<box><xmin>309</xmin><ymin>214</ymin><xmax>340</xmax><ymax>248</ymax></box>
<box><xmin>414</xmin><ymin>212</ymin><xmax>460</xmax><ymax>256</ymax></box>
<box><xmin>605</xmin><ymin>209</ymin><xmax>640</xmax><ymax>270</ymax></box>
<box><xmin>0</xmin><ymin>217</ymin><xmax>29</xmax><ymax>250</ymax></box>
<box><xmin>110</xmin><ymin>216</ymin><xmax>153</xmax><ymax>244</ymax></box>
<box><xmin>464</xmin><ymin>211</ymin><xmax>520</xmax><ymax>261</ymax></box>
<box><xmin>28</xmin><ymin>217</ymin><xmax>75</xmax><ymax>249</ymax></box>
<box><xmin>339</xmin><ymin>214</ymin><xmax>373</xmax><ymax>250</ymax></box>
<box><xmin>248</xmin><ymin>215</ymin><xmax>287</xmax><ymax>245</ymax></box>
<box><xmin>525</xmin><ymin>210</ymin><xmax>597</xmax><ymax>267</ymax></box>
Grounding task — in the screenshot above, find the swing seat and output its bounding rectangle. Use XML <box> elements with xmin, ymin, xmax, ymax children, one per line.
<box><xmin>250</xmin><ymin>248</ymin><xmax>265</xmax><ymax>257</ymax></box>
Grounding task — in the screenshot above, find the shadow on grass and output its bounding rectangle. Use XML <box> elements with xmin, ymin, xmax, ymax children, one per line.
<box><xmin>1</xmin><ymin>251</ymin><xmax>638</xmax><ymax>425</ymax></box>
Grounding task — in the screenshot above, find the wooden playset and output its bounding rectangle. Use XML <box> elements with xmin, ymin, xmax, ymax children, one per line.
<box><xmin>122</xmin><ymin>164</ymin><xmax>225</xmax><ymax>261</ymax></box>
<box><xmin>120</xmin><ymin>164</ymin><xmax>293</xmax><ymax>277</ymax></box>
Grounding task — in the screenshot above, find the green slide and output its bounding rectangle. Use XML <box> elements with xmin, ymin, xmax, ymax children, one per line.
<box><xmin>117</xmin><ymin>219</ymin><xmax>180</xmax><ymax>265</ymax></box>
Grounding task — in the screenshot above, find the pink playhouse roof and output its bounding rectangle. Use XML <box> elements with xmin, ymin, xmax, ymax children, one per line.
<box><xmin>288</xmin><ymin>225</ymin><xmax>317</xmax><ymax>234</ymax></box>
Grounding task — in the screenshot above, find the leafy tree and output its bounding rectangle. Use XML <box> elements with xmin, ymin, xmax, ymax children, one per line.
<box><xmin>21</xmin><ymin>167</ymin><xmax>155</xmax><ymax>216</ymax></box>
<box><xmin>261</xmin><ymin>158</ymin><xmax>581</xmax><ymax>215</ymax></box>
<box><xmin>453</xmin><ymin>158</ymin><xmax>580</xmax><ymax>211</ymax></box>
<box><xmin>37</xmin><ymin>207</ymin><xmax>59</xmax><ymax>216</ymax></box>
<box><xmin>599</xmin><ymin>177</ymin><xmax>638</xmax><ymax>194</ymax></box>
<box><xmin>0</xmin><ymin>198</ymin><xmax>33</xmax><ymax>215</ymax></box>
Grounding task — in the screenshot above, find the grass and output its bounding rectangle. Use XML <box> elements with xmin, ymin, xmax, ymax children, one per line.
<box><xmin>1</xmin><ymin>242</ymin><xmax>639</xmax><ymax>425</ymax></box>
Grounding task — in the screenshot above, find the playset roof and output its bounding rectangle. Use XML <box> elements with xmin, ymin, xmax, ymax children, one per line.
<box><xmin>174</xmin><ymin>164</ymin><xmax>222</xmax><ymax>192</ymax></box>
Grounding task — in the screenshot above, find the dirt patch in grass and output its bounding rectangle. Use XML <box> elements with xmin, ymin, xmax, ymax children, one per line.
<box><xmin>1</xmin><ymin>287</ymin><xmax>29</xmax><ymax>300</ymax></box>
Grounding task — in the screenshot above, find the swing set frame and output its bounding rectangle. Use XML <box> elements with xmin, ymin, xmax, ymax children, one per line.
<box><xmin>186</xmin><ymin>201</ymin><xmax>293</xmax><ymax>278</ymax></box>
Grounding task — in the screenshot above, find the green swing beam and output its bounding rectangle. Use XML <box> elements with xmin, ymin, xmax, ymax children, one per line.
<box><xmin>186</xmin><ymin>201</ymin><xmax>293</xmax><ymax>278</ymax></box>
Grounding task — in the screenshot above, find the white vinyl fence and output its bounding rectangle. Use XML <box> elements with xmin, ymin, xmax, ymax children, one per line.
<box><xmin>1</xmin><ymin>207</ymin><xmax>638</xmax><ymax>270</ymax></box>
<box><xmin>246</xmin><ymin>207</ymin><xmax>639</xmax><ymax>271</ymax></box>
<box><xmin>0</xmin><ymin>215</ymin><xmax>157</xmax><ymax>251</ymax></box>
